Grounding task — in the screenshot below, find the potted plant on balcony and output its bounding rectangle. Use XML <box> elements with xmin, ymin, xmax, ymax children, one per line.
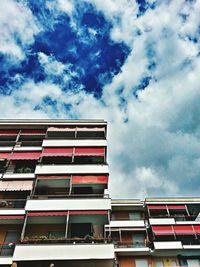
<box><xmin>84</xmin><ymin>234</ymin><xmax>93</xmax><ymax>243</ymax></box>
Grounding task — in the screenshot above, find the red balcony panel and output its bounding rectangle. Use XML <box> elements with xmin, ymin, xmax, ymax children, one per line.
<box><xmin>9</xmin><ymin>152</ymin><xmax>41</xmax><ymax>160</ymax></box>
<box><xmin>194</xmin><ymin>225</ymin><xmax>200</xmax><ymax>234</ymax></box>
<box><xmin>69</xmin><ymin>211</ymin><xmax>108</xmax><ymax>215</ymax></box>
<box><xmin>0</xmin><ymin>130</ymin><xmax>19</xmax><ymax>136</ymax></box>
<box><xmin>148</xmin><ymin>205</ymin><xmax>186</xmax><ymax>210</ymax></box>
<box><xmin>72</xmin><ymin>175</ymin><xmax>108</xmax><ymax>184</ymax></box>
<box><xmin>37</xmin><ymin>175</ymin><xmax>71</xmax><ymax>180</ymax></box>
<box><xmin>74</xmin><ymin>147</ymin><xmax>105</xmax><ymax>156</ymax></box>
<box><xmin>42</xmin><ymin>147</ymin><xmax>73</xmax><ymax>157</ymax></box>
<box><xmin>0</xmin><ymin>152</ymin><xmax>10</xmax><ymax>159</ymax></box>
<box><xmin>152</xmin><ymin>225</ymin><xmax>174</xmax><ymax>235</ymax></box>
<box><xmin>173</xmin><ymin>225</ymin><xmax>195</xmax><ymax>235</ymax></box>
<box><xmin>27</xmin><ymin>211</ymin><xmax>68</xmax><ymax>217</ymax></box>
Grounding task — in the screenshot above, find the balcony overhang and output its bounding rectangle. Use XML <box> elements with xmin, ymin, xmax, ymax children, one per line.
<box><xmin>3</xmin><ymin>173</ymin><xmax>35</xmax><ymax>180</ymax></box>
<box><xmin>114</xmin><ymin>247</ymin><xmax>150</xmax><ymax>256</ymax></box>
<box><xmin>149</xmin><ymin>218</ymin><xmax>175</xmax><ymax>225</ymax></box>
<box><xmin>42</xmin><ymin>139</ymin><xmax>107</xmax><ymax>147</ymax></box>
<box><xmin>13</xmin><ymin>244</ymin><xmax>114</xmax><ymax>261</ymax></box>
<box><xmin>0</xmin><ymin>257</ymin><xmax>13</xmax><ymax>265</ymax></box>
<box><xmin>35</xmin><ymin>164</ymin><xmax>109</xmax><ymax>175</ymax></box>
<box><xmin>152</xmin><ymin>242</ymin><xmax>200</xmax><ymax>257</ymax></box>
<box><xmin>106</xmin><ymin>220</ymin><xmax>145</xmax><ymax>228</ymax></box>
<box><xmin>154</xmin><ymin>241</ymin><xmax>183</xmax><ymax>250</ymax></box>
<box><xmin>25</xmin><ymin>198</ymin><xmax>111</xmax><ymax>211</ymax></box>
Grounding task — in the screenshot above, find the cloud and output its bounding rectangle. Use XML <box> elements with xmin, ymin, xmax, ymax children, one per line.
<box><xmin>0</xmin><ymin>0</ymin><xmax>40</xmax><ymax>60</ymax></box>
<box><xmin>38</xmin><ymin>52</ymin><xmax>67</xmax><ymax>76</ymax></box>
<box><xmin>1</xmin><ymin>0</ymin><xmax>200</xmax><ymax>199</ymax></box>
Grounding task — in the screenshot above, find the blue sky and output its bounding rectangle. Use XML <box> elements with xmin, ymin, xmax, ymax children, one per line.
<box><xmin>1</xmin><ymin>0</ymin><xmax>200</xmax><ymax>198</ymax></box>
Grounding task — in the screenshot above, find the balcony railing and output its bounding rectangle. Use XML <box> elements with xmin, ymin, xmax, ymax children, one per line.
<box><xmin>31</xmin><ymin>194</ymin><xmax>109</xmax><ymax>199</ymax></box>
<box><xmin>0</xmin><ymin>199</ymin><xmax>26</xmax><ymax>209</ymax></box>
<box><xmin>20</xmin><ymin>237</ymin><xmax>111</xmax><ymax>245</ymax></box>
<box><xmin>114</xmin><ymin>240</ymin><xmax>148</xmax><ymax>248</ymax></box>
<box><xmin>0</xmin><ymin>243</ymin><xmax>16</xmax><ymax>256</ymax></box>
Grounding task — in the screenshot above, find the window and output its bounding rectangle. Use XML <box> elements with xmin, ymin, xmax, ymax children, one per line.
<box><xmin>171</xmin><ymin>260</ymin><xmax>177</xmax><ymax>267</ymax></box>
<box><xmin>187</xmin><ymin>259</ymin><xmax>200</xmax><ymax>267</ymax></box>
<box><xmin>155</xmin><ymin>259</ymin><xmax>178</xmax><ymax>267</ymax></box>
<box><xmin>129</xmin><ymin>212</ymin><xmax>141</xmax><ymax>220</ymax></box>
<box><xmin>14</xmin><ymin>160</ymin><xmax>37</xmax><ymax>173</ymax></box>
<box><xmin>135</xmin><ymin>259</ymin><xmax>148</xmax><ymax>267</ymax></box>
<box><xmin>1</xmin><ymin>231</ymin><xmax>20</xmax><ymax>256</ymax></box>
<box><xmin>133</xmin><ymin>233</ymin><xmax>145</xmax><ymax>247</ymax></box>
<box><xmin>0</xmin><ymin>160</ymin><xmax>7</xmax><ymax>173</ymax></box>
<box><xmin>155</xmin><ymin>261</ymin><xmax>164</xmax><ymax>267</ymax></box>
<box><xmin>70</xmin><ymin>223</ymin><xmax>92</xmax><ymax>238</ymax></box>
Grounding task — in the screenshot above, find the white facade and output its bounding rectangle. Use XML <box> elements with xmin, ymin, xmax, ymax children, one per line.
<box><xmin>106</xmin><ymin>220</ymin><xmax>145</xmax><ymax>228</ymax></box>
<box><xmin>35</xmin><ymin>164</ymin><xmax>109</xmax><ymax>174</ymax></box>
<box><xmin>13</xmin><ymin>244</ymin><xmax>115</xmax><ymax>261</ymax></box>
<box><xmin>42</xmin><ymin>139</ymin><xmax>107</xmax><ymax>147</ymax></box>
<box><xmin>25</xmin><ymin>198</ymin><xmax>111</xmax><ymax>211</ymax></box>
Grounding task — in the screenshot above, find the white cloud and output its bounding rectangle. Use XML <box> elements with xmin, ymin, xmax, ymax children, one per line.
<box><xmin>38</xmin><ymin>52</ymin><xmax>66</xmax><ymax>76</ymax></box>
<box><xmin>1</xmin><ymin>0</ymin><xmax>200</xmax><ymax>198</ymax></box>
<box><xmin>0</xmin><ymin>0</ymin><xmax>40</xmax><ymax>60</ymax></box>
<box><xmin>57</xmin><ymin>0</ymin><xmax>74</xmax><ymax>14</ymax></box>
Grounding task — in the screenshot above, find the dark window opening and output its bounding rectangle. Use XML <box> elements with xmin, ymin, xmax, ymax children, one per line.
<box><xmin>47</xmin><ymin>132</ymin><xmax>75</xmax><ymax>139</ymax></box>
<box><xmin>0</xmin><ymin>160</ymin><xmax>7</xmax><ymax>173</ymax></box>
<box><xmin>14</xmin><ymin>160</ymin><xmax>37</xmax><ymax>173</ymax></box>
<box><xmin>77</xmin><ymin>131</ymin><xmax>105</xmax><ymax>139</ymax></box>
<box><xmin>35</xmin><ymin>187</ymin><xmax>69</xmax><ymax>196</ymax></box>
<box><xmin>0</xmin><ymin>141</ymin><xmax>16</xmax><ymax>147</ymax></box>
<box><xmin>70</xmin><ymin>223</ymin><xmax>92</xmax><ymax>238</ymax></box>
<box><xmin>41</xmin><ymin>156</ymin><xmax>72</xmax><ymax>164</ymax></box>
<box><xmin>0</xmin><ymin>231</ymin><xmax>21</xmax><ymax>256</ymax></box>
<box><xmin>149</xmin><ymin>209</ymin><xmax>168</xmax><ymax>217</ymax></box>
<box><xmin>74</xmin><ymin>156</ymin><xmax>104</xmax><ymax>164</ymax></box>
<box><xmin>18</xmin><ymin>135</ymin><xmax>45</xmax><ymax>142</ymax></box>
<box><xmin>73</xmin><ymin>187</ymin><xmax>93</xmax><ymax>195</ymax></box>
<box><xmin>0</xmin><ymin>136</ymin><xmax>17</xmax><ymax>142</ymax></box>
<box><xmin>19</xmin><ymin>141</ymin><xmax>43</xmax><ymax>147</ymax></box>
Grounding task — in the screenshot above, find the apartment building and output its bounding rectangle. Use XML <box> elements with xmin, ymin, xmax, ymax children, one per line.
<box><xmin>0</xmin><ymin>119</ymin><xmax>200</xmax><ymax>267</ymax></box>
<box><xmin>0</xmin><ymin>119</ymin><xmax>114</xmax><ymax>267</ymax></box>
<box><xmin>106</xmin><ymin>198</ymin><xmax>200</xmax><ymax>267</ymax></box>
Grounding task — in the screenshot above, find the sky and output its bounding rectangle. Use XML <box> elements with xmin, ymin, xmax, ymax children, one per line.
<box><xmin>1</xmin><ymin>0</ymin><xmax>200</xmax><ymax>198</ymax></box>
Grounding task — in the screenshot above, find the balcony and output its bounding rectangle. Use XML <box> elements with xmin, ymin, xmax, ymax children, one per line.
<box><xmin>150</xmin><ymin>224</ymin><xmax>200</xmax><ymax>247</ymax></box>
<box><xmin>147</xmin><ymin>204</ymin><xmax>200</xmax><ymax>221</ymax></box>
<box><xmin>107</xmin><ymin>230</ymin><xmax>150</xmax><ymax>255</ymax></box>
<box><xmin>40</xmin><ymin>147</ymin><xmax>106</xmax><ymax>165</ymax></box>
<box><xmin>21</xmin><ymin>211</ymin><xmax>110</xmax><ymax>246</ymax></box>
<box><xmin>46</xmin><ymin>126</ymin><xmax>106</xmax><ymax>139</ymax></box>
<box><xmin>32</xmin><ymin>175</ymin><xmax>108</xmax><ymax>199</ymax></box>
